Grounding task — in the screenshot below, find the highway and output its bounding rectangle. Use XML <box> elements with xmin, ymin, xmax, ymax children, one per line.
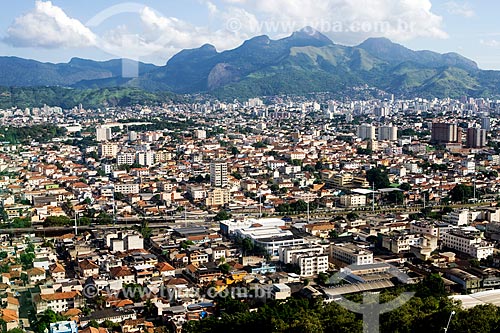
<box><xmin>0</xmin><ymin>202</ymin><xmax>493</xmax><ymax>236</ymax></box>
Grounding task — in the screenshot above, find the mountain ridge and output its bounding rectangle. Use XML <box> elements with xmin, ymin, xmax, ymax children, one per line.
<box><xmin>0</xmin><ymin>28</ymin><xmax>499</xmax><ymax>99</ymax></box>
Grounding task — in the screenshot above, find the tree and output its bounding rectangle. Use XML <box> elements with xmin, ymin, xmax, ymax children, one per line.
<box><xmin>78</xmin><ymin>216</ymin><xmax>92</xmax><ymax>226</ymax></box>
<box><xmin>346</xmin><ymin>212</ymin><xmax>358</xmax><ymax>221</ymax></box>
<box><xmin>416</xmin><ymin>273</ymin><xmax>447</xmax><ymax>298</ymax></box>
<box><xmin>230</xmin><ymin>146</ymin><xmax>240</xmax><ymax>155</ymax></box>
<box><xmin>366</xmin><ymin>167</ymin><xmax>390</xmax><ymax>189</ymax></box>
<box><xmin>252</xmin><ymin>141</ymin><xmax>267</xmax><ymax>148</ymax></box>
<box><xmin>450</xmin><ymin>305</ymin><xmax>500</xmax><ymax>333</ymax></box>
<box><xmin>194</xmin><ymin>175</ymin><xmax>205</xmax><ymax>183</ymax></box>
<box><xmin>442</xmin><ymin>206</ymin><xmax>453</xmax><ymax>214</ymax></box>
<box><xmin>20</xmin><ymin>252</ymin><xmax>35</xmax><ymax>269</ymax></box>
<box><xmin>449</xmin><ymin>184</ymin><xmax>474</xmax><ymax>203</ymax></box>
<box><xmin>7</xmin><ymin>328</ymin><xmax>24</xmax><ymax>333</ymax></box>
<box><xmin>315</xmin><ymin>161</ymin><xmax>325</xmax><ymax>171</ymax></box>
<box><xmin>0</xmin><ymin>319</ymin><xmax>6</xmax><ymax>333</ymax></box>
<box><xmin>303</xmin><ymin>164</ymin><xmax>315</xmax><ymax>173</ymax></box>
<box><xmin>96</xmin><ymin>212</ymin><xmax>113</xmax><ymax>225</ymax></box>
<box><xmin>386</xmin><ymin>190</ymin><xmax>404</xmax><ymax>204</ymax></box>
<box><xmin>399</xmin><ymin>183</ymin><xmax>412</xmax><ymax>191</ymax></box>
<box><xmin>114</xmin><ymin>192</ymin><xmax>125</xmax><ymax>201</ymax></box>
<box><xmin>34</xmin><ymin>309</ymin><xmax>67</xmax><ymax>333</ymax></box>
<box><xmin>181</xmin><ymin>240</ymin><xmax>194</xmax><ymax>249</ymax></box>
<box><xmin>43</xmin><ymin>215</ymin><xmax>71</xmax><ymax>227</ymax></box>
<box><xmin>214</xmin><ymin>210</ymin><xmax>231</xmax><ymax>221</ymax></box>
<box><xmin>241</xmin><ymin>238</ymin><xmax>254</xmax><ymax>253</ymax></box>
<box><xmin>356</xmin><ymin>147</ymin><xmax>373</xmax><ymax>155</ymax></box>
<box><xmin>469</xmin><ymin>259</ymin><xmax>481</xmax><ymax>268</ymax></box>
<box><xmin>144</xmin><ymin>299</ymin><xmax>156</xmax><ymax>317</ymax></box>
<box><xmin>140</xmin><ymin>220</ymin><xmax>152</xmax><ymax>239</ymax></box>
<box><xmin>102</xmin><ymin>320</ymin><xmax>120</xmax><ymax>329</ymax></box>
<box><xmin>11</xmin><ymin>217</ymin><xmax>31</xmax><ymax>228</ymax></box>
<box><xmin>293</xmin><ymin>200</ymin><xmax>308</xmax><ymax>212</ymax></box>
<box><xmin>219</xmin><ymin>263</ymin><xmax>231</xmax><ymax>274</ymax></box>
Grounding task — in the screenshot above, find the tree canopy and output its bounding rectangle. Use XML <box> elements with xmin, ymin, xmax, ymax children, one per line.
<box><xmin>449</xmin><ymin>184</ymin><xmax>474</xmax><ymax>203</ymax></box>
<box><xmin>366</xmin><ymin>167</ymin><xmax>390</xmax><ymax>189</ymax></box>
<box><xmin>183</xmin><ymin>277</ymin><xmax>500</xmax><ymax>333</ymax></box>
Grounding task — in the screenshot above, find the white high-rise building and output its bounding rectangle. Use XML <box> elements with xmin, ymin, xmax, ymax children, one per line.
<box><xmin>128</xmin><ymin>131</ymin><xmax>138</xmax><ymax>142</ymax></box>
<box><xmin>117</xmin><ymin>152</ymin><xmax>136</xmax><ymax>165</ymax></box>
<box><xmin>98</xmin><ymin>143</ymin><xmax>118</xmax><ymax>158</ymax></box>
<box><xmin>357</xmin><ymin>124</ymin><xmax>376</xmax><ymax>140</ymax></box>
<box><xmin>378</xmin><ymin>125</ymin><xmax>398</xmax><ymax>141</ymax></box>
<box><xmin>246</xmin><ymin>98</ymin><xmax>263</xmax><ymax>107</ymax></box>
<box><xmin>210</xmin><ymin>160</ymin><xmax>228</xmax><ymax>187</ymax></box>
<box><xmin>96</xmin><ymin>126</ymin><xmax>112</xmax><ymax>142</ymax></box>
<box><xmin>137</xmin><ymin>151</ymin><xmax>155</xmax><ymax>167</ymax></box>
<box><xmin>194</xmin><ymin>129</ymin><xmax>207</xmax><ymax>139</ymax></box>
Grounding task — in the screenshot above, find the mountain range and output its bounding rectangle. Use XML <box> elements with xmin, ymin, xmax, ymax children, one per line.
<box><xmin>2</xmin><ymin>28</ymin><xmax>500</xmax><ymax>100</ymax></box>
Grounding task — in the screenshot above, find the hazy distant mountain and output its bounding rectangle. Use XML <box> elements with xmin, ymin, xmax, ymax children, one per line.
<box><xmin>0</xmin><ymin>57</ymin><xmax>158</xmax><ymax>87</ymax></box>
<box><xmin>2</xmin><ymin>28</ymin><xmax>500</xmax><ymax>100</ymax></box>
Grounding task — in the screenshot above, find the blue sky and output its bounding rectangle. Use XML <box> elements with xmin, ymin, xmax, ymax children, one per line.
<box><xmin>0</xmin><ymin>0</ymin><xmax>500</xmax><ymax>69</ymax></box>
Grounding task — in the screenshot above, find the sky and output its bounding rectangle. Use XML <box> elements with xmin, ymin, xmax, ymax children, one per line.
<box><xmin>0</xmin><ymin>0</ymin><xmax>500</xmax><ymax>69</ymax></box>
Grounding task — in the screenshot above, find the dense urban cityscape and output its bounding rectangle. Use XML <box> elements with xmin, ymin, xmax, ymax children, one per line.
<box><xmin>4</xmin><ymin>0</ymin><xmax>500</xmax><ymax>332</ymax></box>
<box><xmin>0</xmin><ymin>94</ymin><xmax>498</xmax><ymax>332</ymax></box>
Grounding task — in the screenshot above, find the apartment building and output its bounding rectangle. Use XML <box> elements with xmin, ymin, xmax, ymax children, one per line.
<box><xmin>443</xmin><ymin>228</ymin><xmax>494</xmax><ymax>260</ymax></box>
<box><xmin>330</xmin><ymin>243</ymin><xmax>373</xmax><ymax>266</ymax></box>
<box><xmin>340</xmin><ymin>194</ymin><xmax>366</xmax><ymax>207</ymax></box>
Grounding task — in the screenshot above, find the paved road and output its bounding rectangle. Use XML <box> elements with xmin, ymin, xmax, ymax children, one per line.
<box><xmin>0</xmin><ymin>202</ymin><xmax>492</xmax><ymax>235</ymax></box>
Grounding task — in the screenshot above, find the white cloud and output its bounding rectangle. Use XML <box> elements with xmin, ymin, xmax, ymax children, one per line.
<box><xmin>3</xmin><ymin>0</ymin><xmax>450</xmax><ymax>64</ymax></box>
<box><xmin>5</xmin><ymin>0</ymin><xmax>96</xmax><ymax>48</ymax></box>
<box><xmin>480</xmin><ymin>39</ymin><xmax>500</xmax><ymax>48</ymax></box>
<box><xmin>221</xmin><ymin>0</ymin><xmax>248</xmax><ymax>3</ymax></box>
<box><xmin>130</xmin><ymin>6</ymin><xmax>257</xmax><ymax>59</ymax></box>
<box><xmin>444</xmin><ymin>1</ymin><xmax>475</xmax><ymax>18</ymax></box>
<box><xmin>244</xmin><ymin>0</ymin><xmax>448</xmax><ymax>43</ymax></box>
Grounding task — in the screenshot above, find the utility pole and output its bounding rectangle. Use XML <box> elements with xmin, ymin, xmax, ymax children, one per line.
<box><xmin>74</xmin><ymin>210</ymin><xmax>78</xmax><ymax>236</ymax></box>
<box><xmin>259</xmin><ymin>192</ymin><xmax>262</xmax><ymax>218</ymax></box>
<box><xmin>112</xmin><ymin>187</ymin><xmax>116</xmax><ymax>227</ymax></box>
<box><xmin>307</xmin><ymin>200</ymin><xmax>310</xmax><ymax>223</ymax></box>
<box><xmin>473</xmin><ymin>177</ymin><xmax>476</xmax><ymax>202</ymax></box>
<box><xmin>184</xmin><ymin>204</ymin><xmax>187</xmax><ymax>228</ymax></box>
<box><xmin>372</xmin><ymin>183</ymin><xmax>375</xmax><ymax>212</ymax></box>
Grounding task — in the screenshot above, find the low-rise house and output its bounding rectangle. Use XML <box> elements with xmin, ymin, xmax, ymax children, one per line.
<box><xmin>78</xmin><ymin>259</ymin><xmax>100</xmax><ymax>278</ymax></box>
<box><xmin>304</xmin><ymin>222</ymin><xmax>336</xmax><ymax>238</ymax></box>
<box><xmin>0</xmin><ymin>309</ymin><xmax>19</xmax><ymax>331</ymax></box>
<box><xmin>80</xmin><ymin>309</ymin><xmax>137</xmax><ymax>327</ymax></box>
<box><xmin>49</xmin><ymin>321</ymin><xmax>78</xmax><ymax>333</ymax></box>
<box><xmin>122</xmin><ymin>318</ymin><xmax>154</xmax><ymax>333</ymax></box>
<box><xmin>49</xmin><ymin>263</ymin><xmax>66</xmax><ymax>280</ymax></box>
<box><xmin>34</xmin><ymin>291</ymin><xmax>84</xmax><ymax>314</ymax></box>
<box><xmin>156</xmin><ymin>262</ymin><xmax>176</xmax><ymax>278</ymax></box>
<box><xmin>109</xmin><ymin>266</ymin><xmax>136</xmax><ymax>284</ymax></box>
<box><xmin>184</xmin><ymin>264</ymin><xmax>222</xmax><ymax>284</ymax></box>
<box><xmin>446</xmin><ymin>268</ymin><xmax>481</xmax><ymax>293</ymax></box>
<box><xmin>27</xmin><ymin>267</ymin><xmax>46</xmax><ymax>284</ymax></box>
